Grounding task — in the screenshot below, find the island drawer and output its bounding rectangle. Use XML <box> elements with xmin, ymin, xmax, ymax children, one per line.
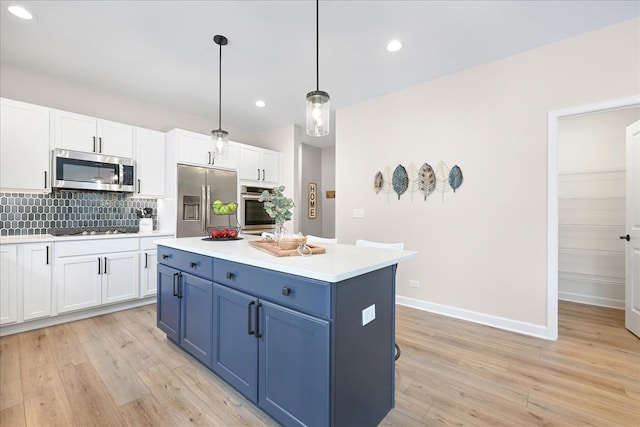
<box><xmin>214</xmin><ymin>259</ymin><xmax>331</xmax><ymax>319</ymax></box>
<box><xmin>157</xmin><ymin>246</ymin><xmax>213</xmax><ymax>281</ymax></box>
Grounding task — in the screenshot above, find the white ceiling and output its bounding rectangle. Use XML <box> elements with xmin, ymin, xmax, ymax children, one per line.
<box><xmin>1</xmin><ymin>1</ymin><xmax>638</xmax><ymax>148</ymax></box>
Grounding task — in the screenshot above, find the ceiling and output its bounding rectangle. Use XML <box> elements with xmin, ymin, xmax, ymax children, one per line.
<box><xmin>1</xmin><ymin>1</ymin><xmax>638</xmax><ymax>148</ymax></box>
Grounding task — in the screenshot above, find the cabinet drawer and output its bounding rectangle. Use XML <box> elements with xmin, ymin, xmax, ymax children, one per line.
<box><xmin>56</xmin><ymin>238</ymin><xmax>139</xmax><ymax>257</ymax></box>
<box><xmin>158</xmin><ymin>246</ymin><xmax>213</xmax><ymax>281</ymax></box>
<box><xmin>214</xmin><ymin>259</ymin><xmax>330</xmax><ymax>319</ymax></box>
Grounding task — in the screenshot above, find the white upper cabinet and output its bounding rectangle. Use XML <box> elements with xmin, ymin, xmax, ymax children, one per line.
<box><xmin>0</xmin><ymin>98</ymin><xmax>51</xmax><ymax>192</ymax></box>
<box><xmin>134</xmin><ymin>127</ymin><xmax>165</xmax><ymax>197</ymax></box>
<box><xmin>239</xmin><ymin>144</ymin><xmax>280</xmax><ymax>186</ymax></box>
<box><xmin>53</xmin><ymin>110</ymin><xmax>134</xmax><ymax>158</ymax></box>
<box><xmin>168</xmin><ymin>128</ymin><xmax>238</xmax><ymax>169</ymax></box>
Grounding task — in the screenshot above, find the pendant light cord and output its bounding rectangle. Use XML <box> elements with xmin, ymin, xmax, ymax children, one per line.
<box><xmin>218</xmin><ymin>41</ymin><xmax>222</xmax><ymax>129</ymax></box>
<box><xmin>316</xmin><ymin>0</ymin><xmax>319</xmax><ymax>91</ymax></box>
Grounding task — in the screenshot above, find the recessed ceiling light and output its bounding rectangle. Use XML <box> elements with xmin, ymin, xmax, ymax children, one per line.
<box><xmin>255</xmin><ymin>100</ymin><xmax>266</xmax><ymax>108</ymax></box>
<box><xmin>8</xmin><ymin>5</ymin><xmax>34</xmax><ymax>20</ymax></box>
<box><xmin>386</xmin><ymin>40</ymin><xmax>402</xmax><ymax>53</ymax></box>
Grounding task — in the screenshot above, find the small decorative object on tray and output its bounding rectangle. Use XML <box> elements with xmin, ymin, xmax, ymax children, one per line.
<box><xmin>249</xmin><ymin>239</ymin><xmax>325</xmax><ymax>257</ymax></box>
<box><xmin>276</xmin><ymin>234</ymin><xmax>307</xmax><ymax>250</ymax></box>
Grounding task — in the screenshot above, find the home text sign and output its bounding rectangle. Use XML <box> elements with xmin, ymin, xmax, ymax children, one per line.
<box><xmin>308</xmin><ymin>182</ymin><xmax>317</xmax><ymax>219</ymax></box>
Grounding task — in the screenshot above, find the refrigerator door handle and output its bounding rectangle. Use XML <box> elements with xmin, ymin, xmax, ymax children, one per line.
<box><xmin>206</xmin><ymin>185</ymin><xmax>211</xmax><ymax>227</ymax></box>
<box><xmin>201</xmin><ymin>184</ymin><xmax>206</xmax><ymax>231</ymax></box>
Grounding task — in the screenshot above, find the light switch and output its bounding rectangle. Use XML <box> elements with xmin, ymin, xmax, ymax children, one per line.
<box><xmin>353</xmin><ymin>209</ymin><xmax>365</xmax><ymax>218</ymax></box>
<box><xmin>362</xmin><ymin>304</ymin><xmax>376</xmax><ymax>326</ymax></box>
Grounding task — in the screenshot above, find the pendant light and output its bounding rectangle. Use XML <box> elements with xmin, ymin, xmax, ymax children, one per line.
<box><xmin>306</xmin><ymin>0</ymin><xmax>330</xmax><ymax>137</ymax></box>
<box><xmin>212</xmin><ymin>34</ymin><xmax>229</xmax><ymax>156</ymax></box>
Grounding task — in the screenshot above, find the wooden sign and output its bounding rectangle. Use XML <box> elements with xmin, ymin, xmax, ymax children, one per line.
<box><xmin>308</xmin><ymin>182</ymin><xmax>317</xmax><ymax>219</ymax></box>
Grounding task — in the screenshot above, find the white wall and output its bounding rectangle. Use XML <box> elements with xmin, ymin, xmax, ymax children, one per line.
<box><xmin>321</xmin><ymin>146</ymin><xmax>336</xmax><ymax>238</ymax></box>
<box><xmin>558</xmin><ymin>107</ymin><xmax>640</xmax><ymax>308</ymax></box>
<box><xmin>336</xmin><ymin>19</ymin><xmax>640</xmax><ymax>336</ymax></box>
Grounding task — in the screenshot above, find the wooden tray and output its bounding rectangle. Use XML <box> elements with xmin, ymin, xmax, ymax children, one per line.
<box><xmin>249</xmin><ymin>240</ymin><xmax>326</xmax><ymax>257</ymax></box>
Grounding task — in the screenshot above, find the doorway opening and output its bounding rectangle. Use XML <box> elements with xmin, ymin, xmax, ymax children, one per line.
<box><xmin>547</xmin><ymin>96</ymin><xmax>640</xmax><ymax>340</ymax></box>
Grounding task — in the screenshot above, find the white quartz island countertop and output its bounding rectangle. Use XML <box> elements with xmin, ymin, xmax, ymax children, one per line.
<box><xmin>155</xmin><ymin>235</ymin><xmax>418</xmax><ymax>283</ymax></box>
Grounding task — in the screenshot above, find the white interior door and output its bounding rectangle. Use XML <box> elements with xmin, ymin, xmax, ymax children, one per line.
<box><xmin>625</xmin><ymin>120</ymin><xmax>640</xmax><ymax>337</ymax></box>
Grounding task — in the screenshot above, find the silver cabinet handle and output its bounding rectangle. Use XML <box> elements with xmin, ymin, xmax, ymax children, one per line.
<box><xmin>201</xmin><ymin>185</ymin><xmax>206</xmax><ymax>231</ymax></box>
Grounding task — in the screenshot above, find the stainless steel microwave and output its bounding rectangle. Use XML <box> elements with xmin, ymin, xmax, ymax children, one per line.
<box><xmin>51</xmin><ymin>149</ymin><xmax>135</xmax><ymax>192</ymax></box>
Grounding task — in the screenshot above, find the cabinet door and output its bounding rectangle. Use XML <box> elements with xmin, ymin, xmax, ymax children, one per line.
<box><xmin>135</xmin><ymin>127</ymin><xmax>165</xmax><ymax>197</ymax></box>
<box><xmin>1</xmin><ymin>98</ymin><xmax>50</xmax><ymax>192</ymax></box>
<box><xmin>260</xmin><ymin>150</ymin><xmax>280</xmax><ymax>185</ymax></box>
<box><xmin>22</xmin><ymin>243</ymin><xmax>52</xmax><ymax>321</ymax></box>
<box><xmin>0</xmin><ymin>245</ymin><xmax>18</xmax><ymax>325</ymax></box>
<box><xmin>102</xmin><ymin>252</ymin><xmax>139</xmax><ymax>304</ymax></box>
<box><xmin>157</xmin><ymin>264</ymin><xmax>181</xmax><ymax>343</ymax></box>
<box><xmin>56</xmin><ymin>255</ymin><xmax>102</xmax><ymax>313</ymax></box>
<box><xmin>53</xmin><ymin>110</ymin><xmax>98</xmax><ymax>153</ymax></box>
<box><xmin>212</xmin><ymin>284</ymin><xmax>259</xmax><ymax>402</ymax></box>
<box><xmin>181</xmin><ymin>272</ymin><xmax>213</xmax><ymax>367</ymax></box>
<box><xmin>97</xmin><ymin>119</ymin><xmax>134</xmax><ymax>158</ymax></box>
<box><xmin>258</xmin><ymin>300</ymin><xmax>330</xmax><ymax>427</ymax></box>
<box><xmin>178</xmin><ymin>131</ymin><xmax>211</xmax><ymax>166</ymax></box>
<box><xmin>140</xmin><ymin>250</ymin><xmax>158</xmax><ymax>296</ymax></box>
<box><xmin>239</xmin><ymin>145</ymin><xmax>261</xmax><ymax>181</ymax></box>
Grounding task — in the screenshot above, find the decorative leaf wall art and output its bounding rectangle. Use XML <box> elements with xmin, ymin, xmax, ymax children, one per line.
<box><xmin>418</xmin><ymin>162</ymin><xmax>435</xmax><ymax>201</ymax></box>
<box><xmin>392</xmin><ymin>164</ymin><xmax>409</xmax><ymax>200</ymax></box>
<box><xmin>449</xmin><ymin>165</ymin><xmax>463</xmax><ymax>192</ymax></box>
<box><xmin>374</xmin><ymin>171</ymin><xmax>384</xmax><ymax>194</ymax></box>
<box><xmin>373</xmin><ymin>161</ymin><xmax>463</xmax><ymax>203</ymax></box>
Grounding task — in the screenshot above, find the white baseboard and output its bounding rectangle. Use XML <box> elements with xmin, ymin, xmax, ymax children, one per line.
<box><xmin>0</xmin><ymin>297</ymin><xmax>157</xmax><ymax>337</ymax></box>
<box><xmin>396</xmin><ymin>295</ymin><xmax>551</xmax><ymax>340</ymax></box>
<box><xmin>558</xmin><ymin>292</ymin><xmax>624</xmax><ymax>309</ymax></box>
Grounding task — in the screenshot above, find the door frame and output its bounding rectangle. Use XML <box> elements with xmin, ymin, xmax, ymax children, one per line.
<box><xmin>547</xmin><ymin>95</ymin><xmax>640</xmax><ymax>340</ymax></box>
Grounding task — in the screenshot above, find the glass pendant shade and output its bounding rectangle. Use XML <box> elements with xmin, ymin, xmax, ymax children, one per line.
<box><xmin>306</xmin><ymin>90</ymin><xmax>330</xmax><ymax>137</ymax></box>
<box><xmin>212</xmin><ymin>128</ymin><xmax>229</xmax><ymax>156</ymax></box>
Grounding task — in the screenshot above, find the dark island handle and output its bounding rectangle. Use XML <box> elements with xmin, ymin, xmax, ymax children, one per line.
<box><xmin>226</xmin><ymin>271</ymin><xmax>235</xmax><ymax>280</ymax></box>
<box><xmin>619</xmin><ymin>234</ymin><xmax>630</xmax><ymax>242</ymax></box>
<box><xmin>190</xmin><ymin>261</ymin><xmax>197</xmax><ymax>268</ymax></box>
<box><xmin>173</xmin><ymin>273</ymin><xmax>180</xmax><ymax>297</ymax></box>
<box><xmin>282</xmin><ymin>287</ymin><xmax>291</xmax><ymax>296</ymax></box>
<box><xmin>255</xmin><ymin>303</ymin><xmax>262</xmax><ymax>338</ymax></box>
<box><xmin>162</xmin><ymin>254</ymin><xmax>171</xmax><ymax>260</ymax></box>
<box><xmin>248</xmin><ymin>301</ymin><xmax>255</xmax><ymax>335</ymax></box>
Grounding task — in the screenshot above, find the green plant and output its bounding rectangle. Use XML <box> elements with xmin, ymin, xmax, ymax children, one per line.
<box><xmin>259</xmin><ymin>185</ymin><xmax>294</xmax><ymax>225</ymax></box>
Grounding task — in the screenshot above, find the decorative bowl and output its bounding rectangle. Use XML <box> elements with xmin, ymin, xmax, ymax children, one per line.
<box><xmin>276</xmin><ymin>235</ymin><xmax>307</xmax><ymax>250</ymax></box>
<box><xmin>207</xmin><ymin>226</ymin><xmax>241</xmax><ymax>240</ymax></box>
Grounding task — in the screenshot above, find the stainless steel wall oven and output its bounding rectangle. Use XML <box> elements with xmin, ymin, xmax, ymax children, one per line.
<box><xmin>239</xmin><ymin>185</ymin><xmax>275</xmax><ymax>234</ymax></box>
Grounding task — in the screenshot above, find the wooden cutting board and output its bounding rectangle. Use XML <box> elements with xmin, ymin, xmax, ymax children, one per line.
<box><xmin>248</xmin><ymin>240</ymin><xmax>326</xmax><ymax>257</ymax></box>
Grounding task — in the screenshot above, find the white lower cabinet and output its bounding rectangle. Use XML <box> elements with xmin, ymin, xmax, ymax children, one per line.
<box><xmin>0</xmin><ymin>245</ymin><xmax>18</xmax><ymax>325</ymax></box>
<box><xmin>22</xmin><ymin>243</ymin><xmax>52</xmax><ymax>321</ymax></box>
<box><xmin>56</xmin><ymin>238</ymin><xmax>139</xmax><ymax>314</ymax></box>
<box><xmin>140</xmin><ymin>237</ymin><xmax>159</xmax><ymax>297</ymax></box>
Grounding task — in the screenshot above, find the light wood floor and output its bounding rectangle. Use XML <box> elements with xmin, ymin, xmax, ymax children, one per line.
<box><xmin>1</xmin><ymin>301</ymin><xmax>638</xmax><ymax>426</ymax></box>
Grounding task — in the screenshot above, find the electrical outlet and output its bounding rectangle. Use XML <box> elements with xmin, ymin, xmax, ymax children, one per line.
<box><xmin>353</xmin><ymin>208</ymin><xmax>365</xmax><ymax>218</ymax></box>
<box><xmin>362</xmin><ymin>304</ymin><xmax>376</xmax><ymax>326</ymax></box>
<box><xmin>409</xmin><ymin>280</ymin><xmax>420</xmax><ymax>288</ymax></box>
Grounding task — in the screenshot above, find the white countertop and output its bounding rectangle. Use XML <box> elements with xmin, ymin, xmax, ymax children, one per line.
<box><xmin>0</xmin><ymin>231</ymin><xmax>174</xmax><ymax>244</ymax></box>
<box><xmin>155</xmin><ymin>235</ymin><xmax>418</xmax><ymax>283</ymax></box>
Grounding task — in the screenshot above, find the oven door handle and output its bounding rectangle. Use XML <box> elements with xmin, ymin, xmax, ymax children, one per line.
<box><xmin>206</xmin><ymin>185</ymin><xmax>211</xmax><ymax>227</ymax></box>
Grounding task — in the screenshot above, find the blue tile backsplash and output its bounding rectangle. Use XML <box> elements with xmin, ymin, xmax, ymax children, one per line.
<box><xmin>0</xmin><ymin>191</ymin><xmax>157</xmax><ymax>236</ymax></box>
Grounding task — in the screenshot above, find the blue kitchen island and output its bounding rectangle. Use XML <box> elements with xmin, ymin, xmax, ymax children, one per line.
<box><xmin>155</xmin><ymin>236</ymin><xmax>417</xmax><ymax>427</ymax></box>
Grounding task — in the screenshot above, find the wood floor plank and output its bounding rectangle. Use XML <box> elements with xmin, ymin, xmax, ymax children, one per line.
<box><xmin>137</xmin><ymin>363</ymin><xmax>227</xmax><ymax>426</ymax></box>
<box><xmin>174</xmin><ymin>362</ymin><xmax>278</xmax><ymax>427</ymax></box>
<box><xmin>0</xmin><ymin>334</ymin><xmax>22</xmax><ymax>410</ymax></box>
<box><xmin>0</xmin><ymin>403</ymin><xmax>26</xmax><ymax>427</ymax></box>
<box><xmin>21</xmin><ymin>364</ymin><xmax>76</xmax><ymax>427</ymax></box>
<box><xmin>45</xmin><ymin>323</ymin><xmax>88</xmax><ymax>369</ymax></box>
<box><xmin>58</xmin><ymin>362</ymin><xmax>126</xmax><ymax>426</ymax></box>
<box><xmin>117</xmin><ymin>394</ymin><xmax>176</xmax><ymax>427</ymax></box>
<box><xmin>80</xmin><ymin>336</ymin><xmax>150</xmax><ymax>406</ymax></box>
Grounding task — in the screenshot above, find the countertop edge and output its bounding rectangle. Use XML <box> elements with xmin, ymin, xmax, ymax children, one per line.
<box><xmin>155</xmin><ymin>236</ymin><xmax>418</xmax><ymax>283</ymax></box>
<box><xmin>0</xmin><ymin>231</ymin><xmax>175</xmax><ymax>244</ymax></box>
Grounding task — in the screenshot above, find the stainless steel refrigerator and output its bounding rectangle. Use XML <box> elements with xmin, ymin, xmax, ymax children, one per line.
<box><xmin>176</xmin><ymin>164</ymin><xmax>238</xmax><ymax>237</ymax></box>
